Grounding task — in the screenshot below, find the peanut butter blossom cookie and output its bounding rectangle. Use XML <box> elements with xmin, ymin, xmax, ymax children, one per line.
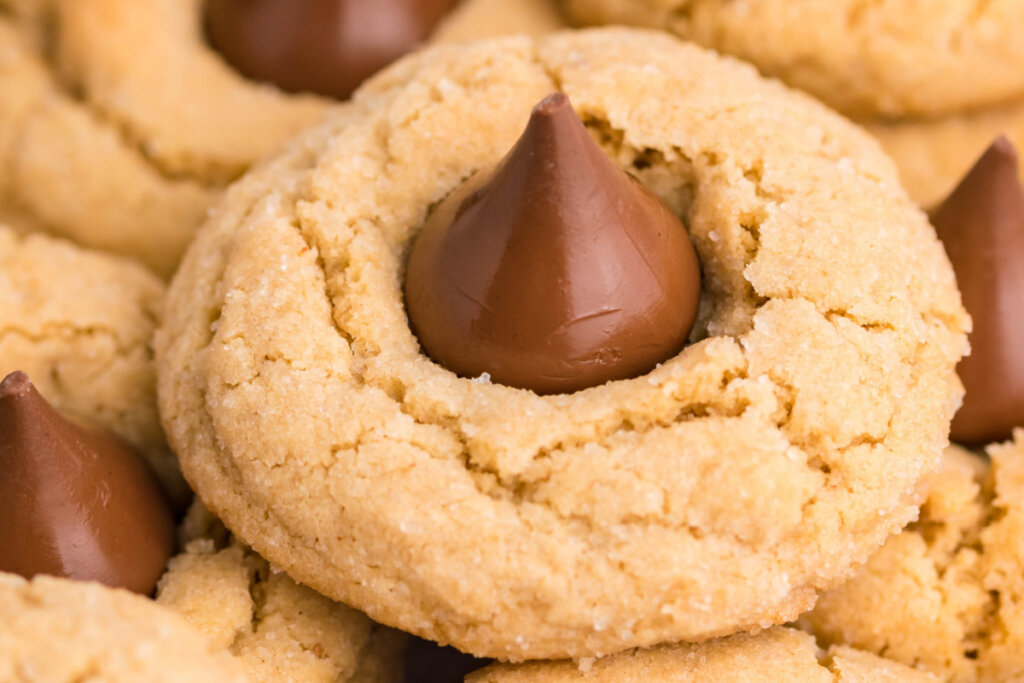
<box><xmin>157</xmin><ymin>30</ymin><xmax>967</xmax><ymax>660</ymax></box>
<box><xmin>471</xmin><ymin>627</ymin><xmax>938</xmax><ymax>682</ymax></box>
<box><xmin>0</xmin><ymin>573</ymin><xmax>250</xmax><ymax>682</ymax></box>
<box><xmin>560</xmin><ymin>0</ymin><xmax>1024</xmax><ymax>119</ymax></box>
<box><xmin>0</xmin><ymin>0</ymin><xmax>561</xmax><ymax>276</ymax></box>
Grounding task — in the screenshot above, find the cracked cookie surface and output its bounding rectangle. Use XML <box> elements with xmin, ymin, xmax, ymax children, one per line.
<box><xmin>560</xmin><ymin>0</ymin><xmax>1024</xmax><ymax>119</ymax></box>
<box><xmin>0</xmin><ymin>573</ymin><xmax>251</xmax><ymax>682</ymax></box>
<box><xmin>0</xmin><ymin>0</ymin><xmax>560</xmax><ymax>277</ymax></box>
<box><xmin>156</xmin><ymin>29</ymin><xmax>968</xmax><ymax>660</ymax></box>
<box><xmin>157</xmin><ymin>503</ymin><xmax>404</xmax><ymax>683</ymax></box>
<box><xmin>0</xmin><ymin>225</ymin><xmax>187</xmax><ymax>504</ymax></box>
<box><xmin>805</xmin><ymin>434</ymin><xmax>1024</xmax><ymax>682</ymax></box>
<box><xmin>470</xmin><ymin>627</ymin><xmax>938</xmax><ymax>682</ymax></box>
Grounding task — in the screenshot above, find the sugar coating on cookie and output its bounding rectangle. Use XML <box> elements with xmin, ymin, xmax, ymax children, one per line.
<box><xmin>0</xmin><ymin>226</ymin><xmax>187</xmax><ymax>504</ymax></box>
<box><xmin>560</xmin><ymin>0</ymin><xmax>1024</xmax><ymax>118</ymax></box>
<box><xmin>805</xmin><ymin>434</ymin><xmax>1024</xmax><ymax>682</ymax></box>
<box><xmin>157</xmin><ymin>30</ymin><xmax>967</xmax><ymax>660</ymax></box>
<box><xmin>157</xmin><ymin>504</ymin><xmax>404</xmax><ymax>683</ymax></box>
<box><xmin>470</xmin><ymin>627</ymin><xmax>938</xmax><ymax>682</ymax></box>
<box><xmin>0</xmin><ymin>573</ymin><xmax>251</xmax><ymax>682</ymax></box>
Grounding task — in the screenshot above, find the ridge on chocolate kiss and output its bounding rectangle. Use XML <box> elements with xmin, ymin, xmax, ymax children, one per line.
<box><xmin>932</xmin><ymin>136</ymin><xmax>1024</xmax><ymax>446</ymax></box>
<box><xmin>0</xmin><ymin>370</ymin><xmax>174</xmax><ymax>595</ymax></box>
<box><xmin>405</xmin><ymin>92</ymin><xmax>702</xmax><ymax>395</ymax></box>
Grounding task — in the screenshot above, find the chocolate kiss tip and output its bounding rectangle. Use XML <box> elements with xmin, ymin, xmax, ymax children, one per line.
<box><xmin>535</xmin><ymin>91</ymin><xmax>571</xmax><ymax>115</ymax></box>
<box><xmin>990</xmin><ymin>134</ymin><xmax>1017</xmax><ymax>158</ymax></box>
<box><xmin>0</xmin><ymin>370</ymin><xmax>31</xmax><ymax>397</ymax></box>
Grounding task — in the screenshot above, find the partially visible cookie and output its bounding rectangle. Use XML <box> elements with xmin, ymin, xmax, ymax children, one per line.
<box><xmin>804</xmin><ymin>435</ymin><xmax>1024</xmax><ymax>682</ymax></box>
<box><xmin>469</xmin><ymin>627</ymin><xmax>938</xmax><ymax>682</ymax></box>
<box><xmin>0</xmin><ymin>573</ymin><xmax>251</xmax><ymax>683</ymax></box>
<box><xmin>157</xmin><ymin>503</ymin><xmax>404</xmax><ymax>683</ymax></box>
<box><xmin>0</xmin><ymin>226</ymin><xmax>186</xmax><ymax>504</ymax></box>
<box><xmin>0</xmin><ymin>0</ymin><xmax>559</xmax><ymax>277</ymax></box>
<box><xmin>560</xmin><ymin>0</ymin><xmax>1024</xmax><ymax>119</ymax></box>
<box><xmin>866</xmin><ymin>99</ymin><xmax>1024</xmax><ymax>207</ymax></box>
<box><xmin>0</xmin><ymin>17</ymin><xmax>214</xmax><ymax>277</ymax></box>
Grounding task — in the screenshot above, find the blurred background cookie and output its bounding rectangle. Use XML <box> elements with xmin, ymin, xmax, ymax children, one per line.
<box><xmin>560</xmin><ymin>0</ymin><xmax>1024</xmax><ymax>119</ymax></box>
<box><xmin>0</xmin><ymin>0</ymin><xmax>563</xmax><ymax>277</ymax></box>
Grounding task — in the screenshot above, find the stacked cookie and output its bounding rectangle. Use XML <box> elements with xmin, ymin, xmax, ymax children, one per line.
<box><xmin>4</xmin><ymin>1</ymin><xmax>1024</xmax><ymax>681</ymax></box>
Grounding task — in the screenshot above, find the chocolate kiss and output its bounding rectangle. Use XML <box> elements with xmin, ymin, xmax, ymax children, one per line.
<box><xmin>0</xmin><ymin>371</ymin><xmax>174</xmax><ymax>595</ymax></box>
<box><xmin>205</xmin><ymin>0</ymin><xmax>458</xmax><ymax>100</ymax></box>
<box><xmin>405</xmin><ymin>93</ymin><xmax>702</xmax><ymax>395</ymax></box>
<box><xmin>932</xmin><ymin>137</ymin><xmax>1024</xmax><ymax>445</ymax></box>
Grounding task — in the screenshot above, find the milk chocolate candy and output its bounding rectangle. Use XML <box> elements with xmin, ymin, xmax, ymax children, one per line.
<box><xmin>0</xmin><ymin>371</ymin><xmax>175</xmax><ymax>594</ymax></box>
<box><xmin>405</xmin><ymin>93</ymin><xmax>702</xmax><ymax>395</ymax></box>
<box><xmin>206</xmin><ymin>0</ymin><xmax>457</xmax><ymax>100</ymax></box>
<box><xmin>932</xmin><ymin>137</ymin><xmax>1024</xmax><ymax>445</ymax></box>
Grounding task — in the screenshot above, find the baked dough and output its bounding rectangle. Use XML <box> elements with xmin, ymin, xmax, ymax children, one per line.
<box><xmin>157</xmin><ymin>29</ymin><xmax>967</xmax><ymax>660</ymax></box>
<box><xmin>0</xmin><ymin>573</ymin><xmax>251</xmax><ymax>683</ymax></box>
<box><xmin>560</xmin><ymin>0</ymin><xmax>1024</xmax><ymax>119</ymax></box>
<box><xmin>805</xmin><ymin>434</ymin><xmax>1024</xmax><ymax>682</ymax></box>
<box><xmin>158</xmin><ymin>503</ymin><xmax>404</xmax><ymax>683</ymax></box>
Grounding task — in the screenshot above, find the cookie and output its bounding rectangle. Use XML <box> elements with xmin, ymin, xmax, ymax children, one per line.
<box><xmin>469</xmin><ymin>627</ymin><xmax>938</xmax><ymax>682</ymax></box>
<box><xmin>0</xmin><ymin>225</ymin><xmax>187</xmax><ymax>504</ymax></box>
<box><xmin>156</xmin><ymin>29</ymin><xmax>967</xmax><ymax>660</ymax></box>
<box><xmin>0</xmin><ymin>573</ymin><xmax>250</xmax><ymax>682</ymax></box>
<box><xmin>560</xmin><ymin>0</ymin><xmax>1024</xmax><ymax>119</ymax></box>
<box><xmin>0</xmin><ymin>16</ymin><xmax>215</xmax><ymax>278</ymax></box>
<box><xmin>805</xmin><ymin>436</ymin><xmax>1024</xmax><ymax>682</ymax></box>
<box><xmin>866</xmin><ymin>99</ymin><xmax>1024</xmax><ymax>208</ymax></box>
<box><xmin>0</xmin><ymin>0</ymin><xmax>560</xmax><ymax>277</ymax></box>
<box><xmin>157</xmin><ymin>503</ymin><xmax>404</xmax><ymax>683</ymax></box>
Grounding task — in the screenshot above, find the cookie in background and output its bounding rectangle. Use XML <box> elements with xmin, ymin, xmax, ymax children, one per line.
<box><xmin>0</xmin><ymin>0</ymin><xmax>563</xmax><ymax>277</ymax></box>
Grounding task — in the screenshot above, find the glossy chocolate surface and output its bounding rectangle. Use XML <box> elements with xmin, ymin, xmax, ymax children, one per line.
<box><xmin>405</xmin><ymin>93</ymin><xmax>702</xmax><ymax>395</ymax></box>
<box><xmin>932</xmin><ymin>137</ymin><xmax>1024</xmax><ymax>445</ymax></box>
<box><xmin>0</xmin><ymin>371</ymin><xmax>175</xmax><ymax>594</ymax></box>
<box><xmin>205</xmin><ymin>0</ymin><xmax>458</xmax><ymax>100</ymax></box>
